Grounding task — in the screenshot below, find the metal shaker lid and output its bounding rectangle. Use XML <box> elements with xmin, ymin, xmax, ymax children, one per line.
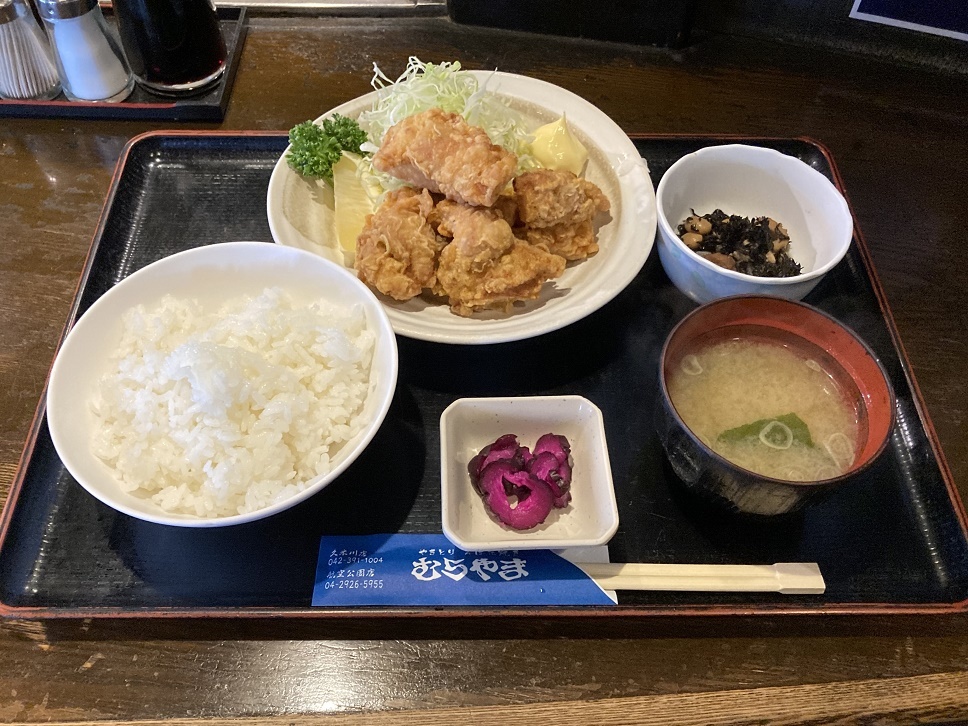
<box><xmin>35</xmin><ymin>0</ymin><xmax>96</xmax><ymax>20</ymax></box>
<box><xmin>0</xmin><ymin>0</ymin><xmax>18</xmax><ymax>25</ymax></box>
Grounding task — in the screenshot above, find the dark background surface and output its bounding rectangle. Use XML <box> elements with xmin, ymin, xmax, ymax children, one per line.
<box><xmin>446</xmin><ymin>0</ymin><xmax>968</xmax><ymax>73</ymax></box>
<box><xmin>1</xmin><ymin>12</ymin><xmax>968</xmax><ymax>725</ymax></box>
<box><xmin>853</xmin><ymin>0</ymin><xmax>968</xmax><ymax>35</ymax></box>
<box><xmin>691</xmin><ymin>0</ymin><xmax>968</xmax><ymax>73</ymax></box>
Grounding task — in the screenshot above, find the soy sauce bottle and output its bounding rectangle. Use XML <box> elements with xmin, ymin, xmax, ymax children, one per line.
<box><xmin>113</xmin><ymin>0</ymin><xmax>226</xmax><ymax>95</ymax></box>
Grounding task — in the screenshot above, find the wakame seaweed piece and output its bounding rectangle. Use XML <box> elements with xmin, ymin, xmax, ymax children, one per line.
<box><xmin>718</xmin><ymin>413</ymin><xmax>815</xmax><ymax>447</ymax></box>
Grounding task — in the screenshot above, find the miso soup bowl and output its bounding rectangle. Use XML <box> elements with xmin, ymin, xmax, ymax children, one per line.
<box><xmin>655</xmin><ymin>144</ymin><xmax>853</xmax><ymax>304</ymax></box>
<box><xmin>655</xmin><ymin>296</ymin><xmax>895</xmax><ymax>516</ymax></box>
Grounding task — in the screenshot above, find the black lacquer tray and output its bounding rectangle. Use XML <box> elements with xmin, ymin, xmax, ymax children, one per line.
<box><xmin>1</xmin><ymin>131</ymin><xmax>965</xmax><ymax>619</ymax></box>
<box><xmin>0</xmin><ymin>7</ymin><xmax>246</xmax><ymax>121</ymax></box>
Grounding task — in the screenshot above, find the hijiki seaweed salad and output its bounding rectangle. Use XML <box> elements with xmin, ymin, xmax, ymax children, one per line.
<box><xmin>678</xmin><ymin>209</ymin><xmax>802</xmax><ymax>277</ymax></box>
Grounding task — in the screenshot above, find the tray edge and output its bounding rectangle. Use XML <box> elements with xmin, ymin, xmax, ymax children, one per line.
<box><xmin>1</xmin><ymin>131</ymin><xmax>965</xmax><ymax>620</ymax></box>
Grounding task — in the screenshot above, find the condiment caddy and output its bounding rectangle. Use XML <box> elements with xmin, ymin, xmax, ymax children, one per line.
<box><xmin>0</xmin><ymin>4</ymin><xmax>246</xmax><ymax>119</ymax></box>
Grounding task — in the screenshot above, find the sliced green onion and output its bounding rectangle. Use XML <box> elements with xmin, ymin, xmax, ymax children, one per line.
<box><xmin>680</xmin><ymin>354</ymin><xmax>703</xmax><ymax>376</ymax></box>
<box><xmin>759</xmin><ymin>420</ymin><xmax>794</xmax><ymax>449</ymax></box>
<box><xmin>824</xmin><ymin>432</ymin><xmax>855</xmax><ymax>469</ymax></box>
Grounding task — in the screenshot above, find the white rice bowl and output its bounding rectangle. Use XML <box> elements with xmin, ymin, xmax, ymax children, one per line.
<box><xmin>47</xmin><ymin>242</ymin><xmax>398</xmax><ymax>527</ymax></box>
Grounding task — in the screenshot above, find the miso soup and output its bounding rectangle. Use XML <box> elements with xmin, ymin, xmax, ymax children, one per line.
<box><xmin>667</xmin><ymin>330</ymin><xmax>863</xmax><ymax>482</ymax></box>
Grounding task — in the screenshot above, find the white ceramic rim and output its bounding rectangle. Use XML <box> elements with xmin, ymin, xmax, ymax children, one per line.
<box><xmin>654</xmin><ymin>143</ymin><xmax>853</xmax><ymax>285</ymax></box>
<box><xmin>46</xmin><ymin>242</ymin><xmax>399</xmax><ymax>528</ymax></box>
<box><xmin>266</xmin><ymin>70</ymin><xmax>656</xmax><ymax>345</ymax></box>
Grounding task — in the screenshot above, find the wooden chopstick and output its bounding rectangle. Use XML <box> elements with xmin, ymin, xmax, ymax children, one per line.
<box><xmin>574</xmin><ymin>562</ymin><xmax>825</xmax><ymax>594</ymax></box>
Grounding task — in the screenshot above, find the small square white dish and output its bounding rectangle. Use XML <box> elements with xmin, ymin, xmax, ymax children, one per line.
<box><xmin>440</xmin><ymin>396</ymin><xmax>619</xmax><ymax>551</ymax></box>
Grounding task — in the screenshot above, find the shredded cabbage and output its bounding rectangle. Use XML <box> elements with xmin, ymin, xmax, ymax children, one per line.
<box><xmin>354</xmin><ymin>57</ymin><xmax>538</xmax><ymax>203</ymax></box>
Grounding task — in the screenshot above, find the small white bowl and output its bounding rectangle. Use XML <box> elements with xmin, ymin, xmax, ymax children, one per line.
<box><xmin>46</xmin><ymin>242</ymin><xmax>398</xmax><ymax>528</ymax></box>
<box><xmin>440</xmin><ymin>396</ymin><xmax>619</xmax><ymax>551</ymax></box>
<box><xmin>655</xmin><ymin>144</ymin><xmax>853</xmax><ymax>304</ymax></box>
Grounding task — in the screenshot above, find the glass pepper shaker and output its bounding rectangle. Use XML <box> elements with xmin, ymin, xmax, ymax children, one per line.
<box><xmin>0</xmin><ymin>0</ymin><xmax>61</xmax><ymax>100</ymax></box>
<box><xmin>36</xmin><ymin>0</ymin><xmax>134</xmax><ymax>102</ymax></box>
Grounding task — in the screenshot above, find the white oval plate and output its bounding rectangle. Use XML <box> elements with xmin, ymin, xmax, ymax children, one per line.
<box><xmin>266</xmin><ymin>71</ymin><xmax>656</xmax><ymax>345</ymax></box>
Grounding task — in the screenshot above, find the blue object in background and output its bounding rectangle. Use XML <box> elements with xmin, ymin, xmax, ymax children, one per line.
<box><xmin>312</xmin><ymin>533</ymin><xmax>615</xmax><ymax>607</ymax></box>
<box><xmin>851</xmin><ymin>0</ymin><xmax>968</xmax><ymax>40</ymax></box>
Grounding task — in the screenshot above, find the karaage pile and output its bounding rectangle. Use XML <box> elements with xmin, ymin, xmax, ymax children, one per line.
<box><xmin>356</xmin><ymin>108</ymin><xmax>610</xmax><ymax>316</ymax></box>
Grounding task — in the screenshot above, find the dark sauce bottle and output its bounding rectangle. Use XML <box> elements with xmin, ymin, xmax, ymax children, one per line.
<box><xmin>113</xmin><ymin>0</ymin><xmax>226</xmax><ymax>94</ymax></box>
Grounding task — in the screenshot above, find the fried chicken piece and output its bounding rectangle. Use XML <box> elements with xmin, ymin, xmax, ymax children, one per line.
<box><xmin>520</xmin><ymin>220</ymin><xmax>598</xmax><ymax>261</ymax></box>
<box><xmin>491</xmin><ymin>192</ymin><xmax>518</xmax><ymax>226</ymax></box>
<box><xmin>433</xmin><ymin>192</ymin><xmax>516</xmax><ymax>232</ymax></box>
<box><xmin>433</xmin><ymin>200</ymin><xmax>510</xmax><ymax>253</ymax></box>
<box><xmin>513</xmin><ymin>169</ymin><xmax>610</xmax><ymax>228</ymax></box>
<box><xmin>434</xmin><ymin>200</ymin><xmax>566</xmax><ymax>316</ymax></box>
<box><xmin>355</xmin><ymin>187</ymin><xmax>443</xmax><ymax>301</ymax></box>
<box><xmin>372</xmin><ymin>108</ymin><xmax>518</xmax><ymax>208</ymax></box>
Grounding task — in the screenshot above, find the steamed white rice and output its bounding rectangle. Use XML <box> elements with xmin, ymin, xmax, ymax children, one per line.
<box><xmin>91</xmin><ymin>287</ymin><xmax>375</xmax><ymax>518</ymax></box>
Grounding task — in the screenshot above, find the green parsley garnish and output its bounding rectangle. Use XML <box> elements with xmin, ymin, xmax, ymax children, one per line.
<box><xmin>285</xmin><ymin>114</ymin><xmax>368</xmax><ymax>183</ymax></box>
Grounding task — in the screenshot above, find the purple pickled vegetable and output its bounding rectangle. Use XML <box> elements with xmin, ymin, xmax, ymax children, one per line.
<box><xmin>477</xmin><ymin>460</ymin><xmax>554</xmax><ymax>530</ymax></box>
<box><xmin>467</xmin><ymin>432</ymin><xmax>574</xmax><ymax>530</ymax></box>
<box><xmin>526</xmin><ymin>451</ymin><xmax>572</xmax><ymax>508</ymax></box>
<box><xmin>526</xmin><ymin>450</ymin><xmax>558</xmax><ymax>482</ymax></box>
<box><xmin>533</xmin><ymin>433</ymin><xmax>571</xmax><ymax>468</ymax></box>
<box><xmin>468</xmin><ymin>434</ymin><xmax>529</xmax><ymax>494</ymax></box>
<box><xmin>528</xmin><ymin>434</ymin><xmax>573</xmax><ymax>507</ymax></box>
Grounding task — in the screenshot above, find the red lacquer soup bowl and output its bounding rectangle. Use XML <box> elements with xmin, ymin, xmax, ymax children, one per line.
<box><xmin>656</xmin><ymin>295</ymin><xmax>895</xmax><ymax>516</ymax></box>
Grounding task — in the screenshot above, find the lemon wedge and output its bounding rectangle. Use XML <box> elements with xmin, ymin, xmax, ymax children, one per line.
<box><xmin>332</xmin><ymin>152</ymin><xmax>376</xmax><ymax>266</ymax></box>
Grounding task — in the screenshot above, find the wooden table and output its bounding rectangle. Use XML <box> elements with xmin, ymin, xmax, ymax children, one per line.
<box><xmin>2</xmin><ymin>17</ymin><xmax>968</xmax><ymax>725</ymax></box>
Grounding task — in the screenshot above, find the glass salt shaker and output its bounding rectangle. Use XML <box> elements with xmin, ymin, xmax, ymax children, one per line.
<box><xmin>36</xmin><ymin>0</ymin><xmax>134</xmax><ymax>102</ymax></box>
<box><xmin>0</xmin><ymin>0</ymin><xmax>61</xmax><ymax>100</ymax></box>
